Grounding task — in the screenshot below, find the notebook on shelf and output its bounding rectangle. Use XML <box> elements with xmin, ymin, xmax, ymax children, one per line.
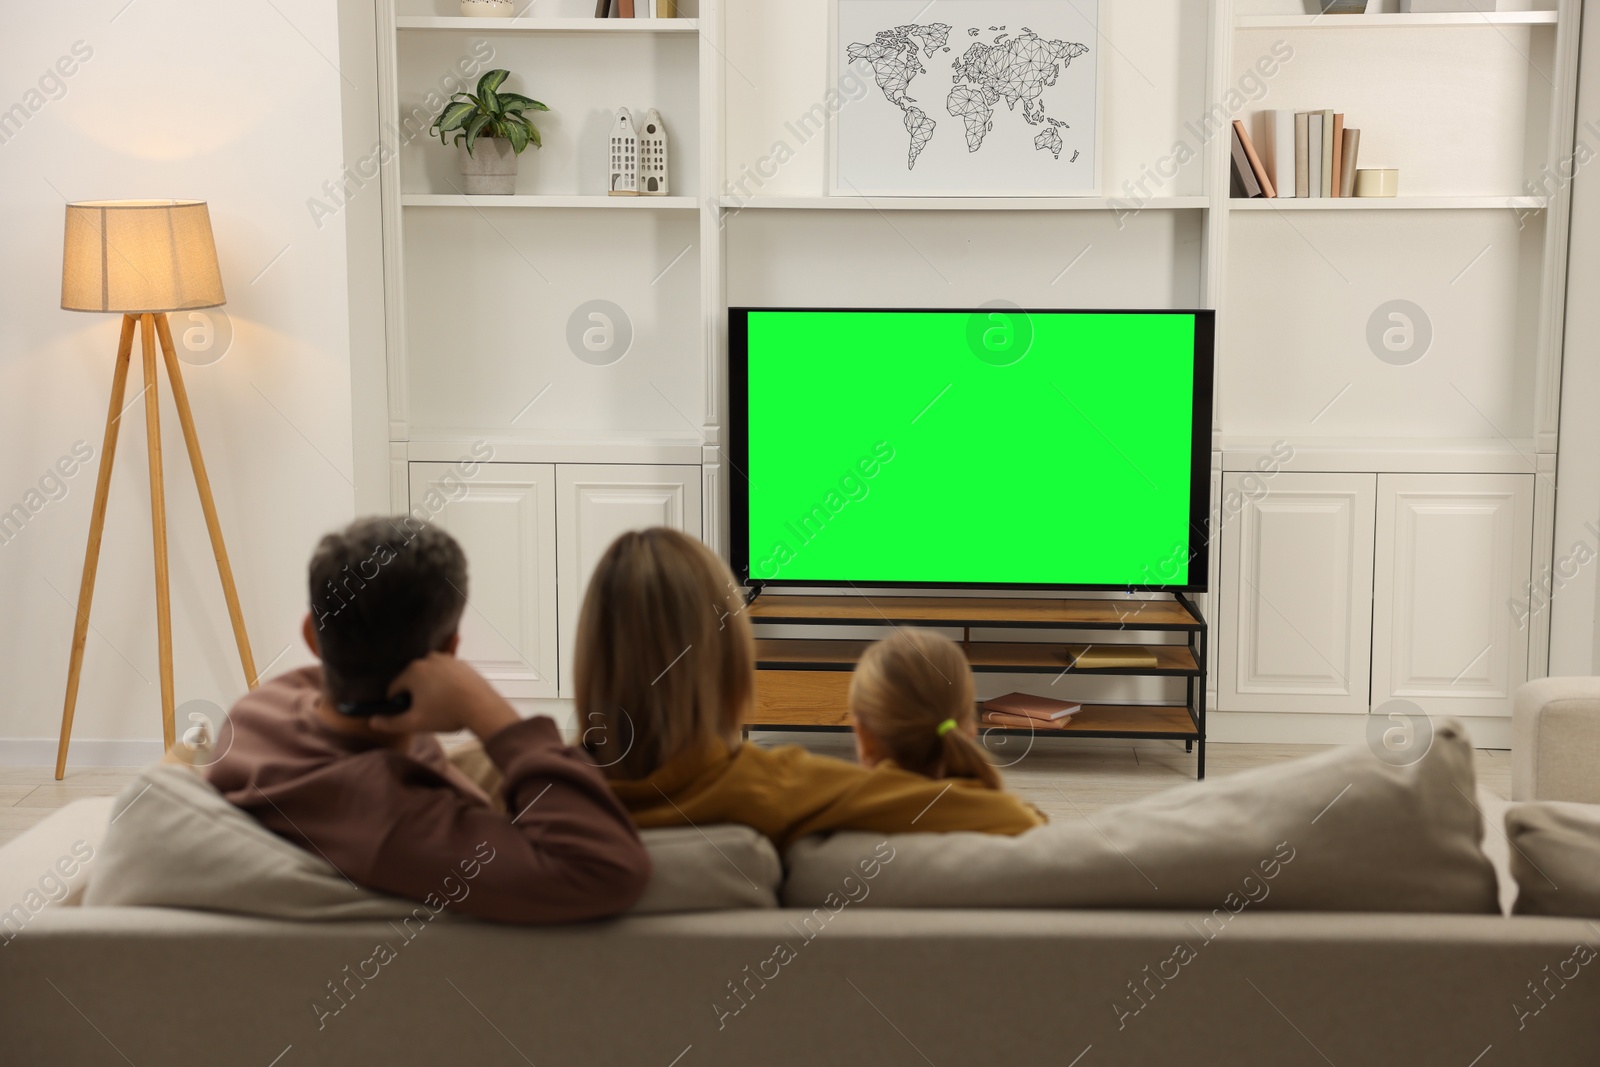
<box><xmin>980</xmin><ymin>692</ymin><xmax>1083</xmax><ymax>722</ymax></box>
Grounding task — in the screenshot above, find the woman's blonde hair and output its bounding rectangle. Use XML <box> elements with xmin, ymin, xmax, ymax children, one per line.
<box><xmin>574</xmin><ymin>527</ymin><xmax>753</xmax><ymax>779</ymax></box>
<box><xmin>849</xmin><ymin>628</ymin><xmax>1001</xmax><ymax>789</ymax></box>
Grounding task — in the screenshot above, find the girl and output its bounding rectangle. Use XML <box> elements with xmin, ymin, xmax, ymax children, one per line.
<box><xmin>848</xmin><ymin>628</ymin><xmax>1002</xmax><ymax>789</ymax></box>
<box><xmin>574</xmin><ymin>528</ymin><xmax>1041</xmax><ymax>849</ymax></box>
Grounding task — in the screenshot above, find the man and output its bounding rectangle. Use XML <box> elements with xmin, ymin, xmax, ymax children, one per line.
<box><xmin>205</xmin><ymin>516</ymin><xmax>650</xmax><ymax>922</ymax></box>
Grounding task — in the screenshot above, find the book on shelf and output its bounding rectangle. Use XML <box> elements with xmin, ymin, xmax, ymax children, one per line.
<box><xmin>1229</xmin><ymin>125</ymin><xmax>1263</xmax><ymax>198</ymax></box>
<box><xmin>1261</xmin><ymin>109</ymin><xmax>1296</xmax><ymax>199</ymax></box>
<box><xmin>1339</xmin><ymin>128</ymin><xmax>1361</xmax><ymax>196</ymax></box>
<box><xmin>1233</xmin><ymin>119</ymin><xmax>1275</xmax><ymax>198</ymax></box>
<box><xmin>983</xmin><ymin>710</ymin><xmax>1084</xmax><ymax>731</ymax></box>
<box><xmin>981</xmin><ymin>692</ymin><xmax>1083</xmax><ymax>722</ymax></box>
<box><xmin>598</xmin><ymin>0</ymin><xmax>677</xmax><ymax>16</ymax></box>
<box><xmin>1307</xmin><ymin>112</ymin><xmax>1323</xmax><ymax>198</ymax></box>
<box><xmin>1318</xmin><ymin>109</ymin><xmax>1335</xmax><ymax>197</ymax></box>
<box><xmin>1294</xmin><ymin>112</ymin><xmax>1310</xmax><ymax>198</ymax></box>
<box><xmin>1073</xmin><ymin>646</ymin><xmax>1161</xmax><ymax>669</ymax></box>
<box><xmin>1330</xmin><ymin>114</ymin><xmax>1345</xmax><ymax>197</ymax></box>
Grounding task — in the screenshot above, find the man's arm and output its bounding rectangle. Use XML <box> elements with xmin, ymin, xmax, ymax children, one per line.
<box><xmin>358</xmin><ymin>653</ymin><xmax>651</xmax><ymax>922</ymax></box>
<box><xmin>358</xmin><ymin>718</ymin><xmax>650</xmax><ymax>922</ymax></box>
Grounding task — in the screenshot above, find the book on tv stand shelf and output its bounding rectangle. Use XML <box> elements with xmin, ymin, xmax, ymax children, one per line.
<box><xmin>981</xmin><ymin>692</ymin><xmax>1082</xmax><ymax>722</ymax></box>
<box><xmin>983</xmin><ymin>710</ymin><xmax>1078</xmax><ymax>730</ymax></box>
<box><xmin>1076</xmin><ymin>647</ymin><xmax>1161</xmax><ymax>669</ymax></box>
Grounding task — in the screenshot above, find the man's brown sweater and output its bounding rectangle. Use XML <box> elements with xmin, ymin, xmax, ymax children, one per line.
<box><xmin>206</xmin><ymin>667</ymin><xmax>650</xmax><ymax>923</ymax></box>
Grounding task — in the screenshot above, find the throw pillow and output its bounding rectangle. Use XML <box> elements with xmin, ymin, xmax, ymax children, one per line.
<box><xmin>82</xmin><ymin>762</ymin><xmax>780</xmax><ymax>917</ymax></box>
<box><xmin>1506</xmin><ymin>801</ymin><xmax>1600</xmax><ymax>917</ymax></box>
<box><xmin>784</xmin><ymin>719</ymin><xmax>1499</xmax><ymax>914</ymax></box>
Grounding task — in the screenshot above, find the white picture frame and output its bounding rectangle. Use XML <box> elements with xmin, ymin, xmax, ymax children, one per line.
<box><xmin>830</xmin><ymin>0</ymin><xmax>1102</xmax><ymax>198</ymax></box>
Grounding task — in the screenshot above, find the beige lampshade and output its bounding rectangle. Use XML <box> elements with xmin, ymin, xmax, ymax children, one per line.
<box><xmin>61</xmin><ymin>199</ymin><xmax>226</xmax><ymax>313</ymax></box>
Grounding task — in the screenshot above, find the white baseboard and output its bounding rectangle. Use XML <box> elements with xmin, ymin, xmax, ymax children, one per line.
<box><xmin>1205</xmin><ymin>711</ymin><xmax>1512</xmax><ymax>750</ymax></box>
<box><xmin>0</xmin><ymin>738</ymin><xmax>166</xmax><ymax>767</ymax></box>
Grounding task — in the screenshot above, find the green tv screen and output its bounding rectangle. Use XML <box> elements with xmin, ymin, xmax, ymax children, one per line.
<box><xmin>730</xmin><ymin>308</ymin><xmax>1214</xmax><ymax>590</ymax></box>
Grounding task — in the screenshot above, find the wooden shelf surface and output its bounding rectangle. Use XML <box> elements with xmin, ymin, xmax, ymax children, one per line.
<box><xmin>747</xmin><ymin>594</ymin><xmax>1200</xmax><ymax>629</ymax></box>
<box><xmin>980</xmin><ymin>704</ymin><xmax>1198</xmax><ymax>738</ymax></box>
<box><xmin>744</xmin><ymin>702</ymin><xmax>1198</xmax><ymax>739</ymax></box>
<box><xmin>756</xmin><ymin>638</ymin><xmax>1198</xmax><ymax>674</ymax></box>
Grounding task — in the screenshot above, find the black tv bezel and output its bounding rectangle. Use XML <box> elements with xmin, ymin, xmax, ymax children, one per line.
<box><xmin>728</xmin><ymin>306</ymin><xmax>1216</xmax><ymax>594</ymax></box>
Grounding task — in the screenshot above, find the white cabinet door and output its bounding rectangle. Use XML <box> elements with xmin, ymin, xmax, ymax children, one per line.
<box><xmin>556</xmin><ymin>464</ymin><xmax>703</xmax><ymax>697</ymax></box>
<box><xmin>1218</xmin><ymin>473</ymin><xmax>1377</xmax><ymax>714</ymax></box>
<box><xmin>408</xmin><ymin>463</ymin><xmax>558</xmax><ymax>698</ymax></box>
<box><xmin>1372</xmin><ymin>473</ymin><xmax>1534</xmax><ymax>718</ymax></box>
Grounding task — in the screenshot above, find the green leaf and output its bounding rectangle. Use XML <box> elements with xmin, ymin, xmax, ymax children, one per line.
<box><xmin>480</xmin><ymin>88</ymin><xmax>501</xmax><ymax>119</ymax></box>
<box><xmin>525</xmin><ymin>118</ymin><xmax>542</xmax><ymax>149</ymax></box>
<box><xmin>477</xmin><ymin>69</ymin><xmax>510</xmax><ymax>97</ymax></box>
<box><xmin>432</xmin><ymin>100</ymin><xmax>476</xmax><ymax>134</ymax></box>
<box><xmin>463</xmin><ymin>112</ymin><xmax>492</xmax><ymax>154</ymax></box>
<box><xmin>505</xmin><ymin>120</ymin><xmax>529</xmax><ymax>155</ymax></box>
<box><xmin>498</xmin><ymin>94</ymin><xmax>549</xmax><ymax>114</ymax></box>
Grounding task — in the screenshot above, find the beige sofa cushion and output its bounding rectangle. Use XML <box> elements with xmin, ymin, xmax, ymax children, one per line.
<box><xmin>1505</xmin><ymin>801</ymin><xmax>1600</xmax><ymax>916</ymax></box>
<box><xmin>82</xmin><ymin>762</ymin><xmax>779</xmax><ymax>918</ymax></box>
<box><xmin>785</xmin><ymin>719</ymin><xmax>1499</xmax><ymax>914</ymax></box>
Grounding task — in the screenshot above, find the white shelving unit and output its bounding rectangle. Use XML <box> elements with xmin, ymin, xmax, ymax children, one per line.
<box><xmin>356</xmin><ymin>0</ymin><xmax>1580</xmax><ymax>739</ymax></box>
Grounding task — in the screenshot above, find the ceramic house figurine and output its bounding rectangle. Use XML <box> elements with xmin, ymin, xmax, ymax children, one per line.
<box><xmin>639</xmin><ymin>109</ymin><xmax>668</xmax><ymax>195</ymax></box>
<box><xmin>608</xmin><ymin>108</ymin><xmax>638</xmax><ymax>195</ymax></box>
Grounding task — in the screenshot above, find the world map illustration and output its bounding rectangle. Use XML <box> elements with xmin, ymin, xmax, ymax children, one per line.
<box><xmin>846</xmin><ymin>23</ymin><xmax>1090</xmax><ymax>171</ymax></box>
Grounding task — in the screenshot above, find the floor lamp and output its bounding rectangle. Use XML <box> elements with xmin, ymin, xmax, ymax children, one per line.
<box><xmin>56</xmin><ymin>199</ymin><xmax>258</xmax><ymax>779</ymax></box>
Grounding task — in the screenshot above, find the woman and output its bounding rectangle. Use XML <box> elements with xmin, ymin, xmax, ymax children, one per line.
<box><xmin>574</xmin><ymin>528</ymin><xmax>1041</xmax><ymax>849</ymax></box>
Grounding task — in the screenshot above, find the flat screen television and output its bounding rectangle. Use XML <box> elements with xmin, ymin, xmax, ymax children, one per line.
<box><xmin>729</xmin><ymin>307</ymin><xmax>1215</xmax><ymax>591</ymax></box>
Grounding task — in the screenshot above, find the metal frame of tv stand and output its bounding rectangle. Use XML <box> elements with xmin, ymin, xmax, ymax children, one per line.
<box><xmin>745</xmin><ymin>591</ymin><xmax>1210</xmax><ymax>779</ymax></box>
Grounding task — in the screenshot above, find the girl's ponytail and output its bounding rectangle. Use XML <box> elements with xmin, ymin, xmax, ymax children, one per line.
<box><xmin>937</xmin><ymin>725</ymin><xmax>1002</xmax><ymax>789</ymax></box>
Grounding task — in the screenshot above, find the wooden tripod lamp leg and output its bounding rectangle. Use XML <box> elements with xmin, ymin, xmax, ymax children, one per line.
<box><xmin>154</xmin><ymin>314</ymin><xmax>258</xmax><ymax>688</ymax></box>
<box><xmin>56</xmin><ymin>315</ymin><xmax>138</xmax><ymax>780</ymax></box>
<box><xmin>140</xmin><ymin>315</ymin><xmax>177</xmax><ymax>752</ymax></box>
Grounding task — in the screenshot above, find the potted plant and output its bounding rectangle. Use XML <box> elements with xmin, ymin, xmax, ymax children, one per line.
<box><xmin>430</xmin><ymin>69</ymin><xmax>549</xmax><ymax>195</ymax></box>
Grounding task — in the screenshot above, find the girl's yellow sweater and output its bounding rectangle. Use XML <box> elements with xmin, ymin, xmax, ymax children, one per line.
<box><xmin>608</xmin><ymin>738</ymin><xmax>1044</xmax><ymax>850</ymax></box>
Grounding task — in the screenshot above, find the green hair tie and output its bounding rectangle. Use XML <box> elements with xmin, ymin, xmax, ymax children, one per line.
<box><xmin>936</xmin><ymin>718</ymin><xmax>958</xmax><ymax>737</ymax></box>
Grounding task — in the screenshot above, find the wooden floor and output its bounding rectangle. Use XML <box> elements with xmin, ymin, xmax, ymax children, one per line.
<box><xmin>0</xmin><ymin>735</ymin><xmax>1513</xmax><ymax>847</ymax></box>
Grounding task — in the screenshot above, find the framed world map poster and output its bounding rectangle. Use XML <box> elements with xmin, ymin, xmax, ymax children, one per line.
<box><xmin>832</xmin><ymin>0</ymin><xmax>1100</xmax><ymax>196</ymax></box>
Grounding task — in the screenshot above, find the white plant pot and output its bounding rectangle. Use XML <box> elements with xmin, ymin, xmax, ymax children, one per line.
<box><xmin>457</xmin><ymin>138</ymin><xmax>520</xmax><ymax>195</ymax></box>
<box><xmin>459</xmin><ymin>1</ymin><xmax>515</xmax><ymax>16</ymax></box>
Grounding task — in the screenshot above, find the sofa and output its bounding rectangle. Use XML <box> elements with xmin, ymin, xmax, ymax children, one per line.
<box><xmin>5</xmin><ymin>693</ymin><xmax>1600</xmax><ymax>1067</ymax></box>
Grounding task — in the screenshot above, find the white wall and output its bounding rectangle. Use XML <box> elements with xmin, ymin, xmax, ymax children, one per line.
<box><xmin>0</xmin><ymin>0</ymin><xmax>357</xmax><ymax>760</ymax></box>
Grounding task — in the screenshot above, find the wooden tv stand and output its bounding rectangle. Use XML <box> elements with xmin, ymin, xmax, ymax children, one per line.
<box><xmin>746</xmin><ymin>592</ymin><xmax>1209</xmax><ymax>778</ymax></box>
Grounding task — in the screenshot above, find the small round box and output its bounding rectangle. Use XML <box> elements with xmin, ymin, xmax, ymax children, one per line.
<box><xmin>1354</xmin><ymin>168</ymin><xmax>1399</xmax><ymax>197</ymax></box>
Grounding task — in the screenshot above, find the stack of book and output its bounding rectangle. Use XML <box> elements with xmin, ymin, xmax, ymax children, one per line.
<box><xmin>595</xmin><ymin>0</ymin><xmax>677</xmax><ymax>15</ymax></box>
<box><xmin>980</xmin><ymin>692</ymin><xmax>1083</xmax><ymax>730</ymax></box>
<box><xmin>1231</xmin><ymin>111</ymin><xmax>1361</xmax><ymax>199</ymax></box>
